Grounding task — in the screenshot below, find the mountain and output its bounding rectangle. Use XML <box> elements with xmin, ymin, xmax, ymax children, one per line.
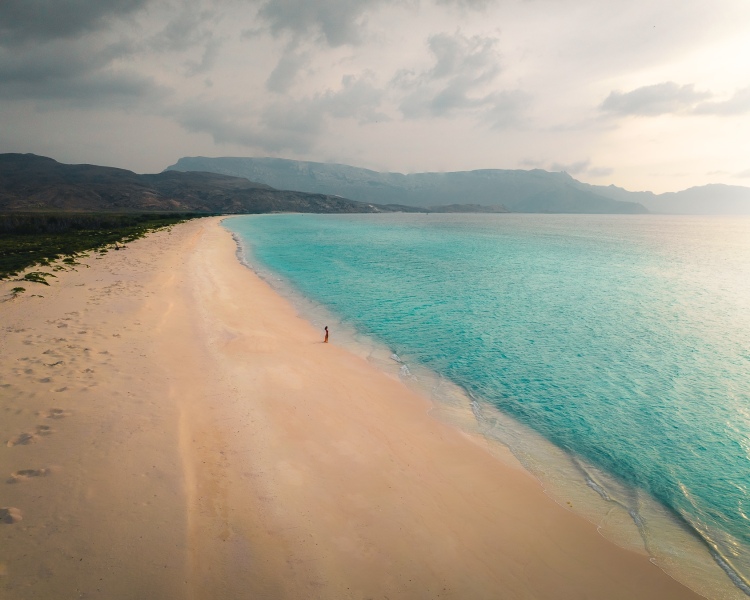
<box><xmin>564</xmin><ymin>180</ymin><xmax>750</xmax><ymax>215</ymax></box>
<box><xmin>609</xmin><ymin>184</ymin><xmax>750</xmax><ymax>215</ymax></box>
<box><xmin>0</xmin><ymin>153</ymin><xmax>407</xmax><ymax>214</ymax></box>
<box><xmin>165</xmin><ymin>156</ymin><xmax>648</xmax><ymax>214</ymax></box>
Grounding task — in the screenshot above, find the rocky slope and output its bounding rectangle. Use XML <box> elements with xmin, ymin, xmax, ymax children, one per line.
<box><xmin>0</xmin><ymin>154</ymin><xmax>396</xmax><ymax>214</ymax></box>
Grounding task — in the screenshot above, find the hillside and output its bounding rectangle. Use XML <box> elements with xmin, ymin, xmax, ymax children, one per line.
<box><xmin>0</xmin><ymin>154</ymin><xmax>397</xmax><ymax>214</ymax></box>
<box><xmin>568</xmin><ymin>179</ymin><xmax>750</xmax><ymax>215</ymax></box>
<box><xmin>166</xmin><ymin>156</ymin><xmax>648</xmax><ymax>214</ymax></box>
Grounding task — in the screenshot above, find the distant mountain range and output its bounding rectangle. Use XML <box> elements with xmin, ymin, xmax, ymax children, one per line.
<box><xmin>0</xmin><ymin>154</ymin><xmax>409</xmax><ymax>214</ymax></box>
<box><xmin>581</xmin><ymin>182</ymin><xmax>750</xmax><ymax>215</ymax></box>
<box><xmin>167</xmin><ymin>156</ymin><xmax>750</xmax><ymax>215</ymax></box>
<box><xmin>4</xmin><ymin>153</ymin><xmax>749</xmax><ymax>215</ymax></box>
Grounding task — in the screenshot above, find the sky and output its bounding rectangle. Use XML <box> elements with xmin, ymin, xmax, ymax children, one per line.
<box><xmin>1</xmin><ymin>0</ymin><xmax>749</xmax><ymax>193</ymax></box>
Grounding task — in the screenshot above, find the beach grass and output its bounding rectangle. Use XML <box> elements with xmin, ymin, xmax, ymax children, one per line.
<box><xmin>0</xmin><ymin>212</ymin><xmax>206</xmax><ymax>280</ymax></box>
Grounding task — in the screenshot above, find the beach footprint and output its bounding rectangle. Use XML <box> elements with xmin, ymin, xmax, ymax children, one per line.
<box><xmin>41</xmin><ymin>408</ymin><xmax>71</xmax><ymax>419</ymax></box>
<box><xmin>6</xmin><ymin>432</ymin><xmax>36</xmax><ymax>447</ymax></box>
<box><xmin>6</xmin><ymin>425</ymin><xmax>53</xmax><ymax>447</ymax></box>
<box><xmin>0</xmin><ymin>508</ymin><xmax>22</xmax><ymax>524</ymax></box>
<box><xmin>35</xmin><ymin>424</ymin><xmax>53</xmax><ymax>436</ymax></box>
<box><xmin>7</xmin><ymin>469</ymin><xmax>49</xmax><ymax>484</ymax></box>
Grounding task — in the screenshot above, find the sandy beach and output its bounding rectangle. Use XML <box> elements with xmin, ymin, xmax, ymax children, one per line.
<box><xmin>0</xmin><ymin>216</ymin><xmax>703</xmax><ymax>599</ymax></box>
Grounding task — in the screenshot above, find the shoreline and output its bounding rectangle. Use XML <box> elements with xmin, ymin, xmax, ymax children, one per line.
<box><xmin>1</xmin><ymin>216</ymin><xmax>706</xmax><ymax>598</ymax></box>
<box><xmin>224</xmin><ymin>214</ymin><xmax>747</xmax><ymax>600</ymax></box>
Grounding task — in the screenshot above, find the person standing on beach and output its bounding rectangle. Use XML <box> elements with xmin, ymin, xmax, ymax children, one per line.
<box><xmin>324</xmin><ymin>326</ymin><xmax>329</xmax><ymax>343</ymax></box>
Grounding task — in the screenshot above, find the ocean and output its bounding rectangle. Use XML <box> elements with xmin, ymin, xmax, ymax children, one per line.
<box><xmin>224</xmin><ymin>213</ymin><xmax>750</xmax><ymax>599</ymax></box>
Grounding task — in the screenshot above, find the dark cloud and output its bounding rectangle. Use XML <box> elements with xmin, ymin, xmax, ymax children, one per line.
<box><xmin>0</xmin><ymin>37</ymin><xmax>166</xmax><ymax>107</ymax></box>
<box><xmin>185</xmin><ymin>38</ymin><xmax>222</xmax><ymax>76</ymax></box>
<box><xmin>266</xmin><ymin>47</ymin><xmax>309</xmax><ymax>93</ymax></box>
<box><xmin>0</xmin><ymin>0</ymin><xmax>149</xmax><ymax>43</ymax></box>
<box><xmin>693</xmin><ymin>86</ymin><xmax>750</xmax><ymax>116</ymax></box>
<box><xmin>173</xmin><ymin>73</ymin><xmax>387</xmax><ymax>153</ymax></box>
<box><xmin>600</xmin><ymin>82</ymin><xmax>711</xmax><ymax>116</ymax></box>
<box><xmin>426</xmin><ymin>32</ymin><xmax>500</xmax><ymax>82</ymax></box>
<box><xmin>173</xmin><ymin>99</ymin><xmax>321</xmax><ymax>153</ymax></box>
<box><xmin>316</xmin><ymin>74</ymin><xmax>388</xmax><ymax>123</ymax></box>
<box><xmin>253</xmin><ymin>0</ymin><xmax>390</xmax><ymax>46</ymax></box>
<box><xmin>434</xmin><ymin>0</ymin><xmax>495</xmax><ymax>10</ymax></box>
<box><xmin>144</xmin><ymin>1</ymin><xmax>223</xmax><ymax>77</ymax></box>
<box><xmin>0</xmin><ymin>0</ymin><xmax>161</xmax><ymax>108</ymax></box>
<box><xmin>149</xmin><ymin>1</ymin><xmax>218</xmax><ymax>52</ymax></box>
<box><xmin>0</xmin><ymin>39</ymin><xmax>133</xmax><ymax>83</ymax></box>
<box><xmin>0</xmin><ymin>68</ymin><xmax>166</xmax><ymax>108</ymax></box>
<box><xmin>395</xmin><ymin>31</ymin><xmax>526</xmax><ymax>127</ymax></box>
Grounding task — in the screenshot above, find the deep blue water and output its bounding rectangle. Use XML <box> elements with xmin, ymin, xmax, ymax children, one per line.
<box><xmin>225</xmin><ymin>213</ymin><xmax>750</xmax><ymax>593</ymax></box>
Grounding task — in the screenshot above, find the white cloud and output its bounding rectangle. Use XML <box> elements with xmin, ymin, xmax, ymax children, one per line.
<box><xmin>394</xmin><ymin>31</ymin><xmax>528</xmax><ymax>127</ymax></box>
<box><xmin>694</xmin><ymin>86</ymin><xmax>750</xmax><ymax>116</ymax></box>
<box><xmin>600</xmin><ymin>82</ymin><xmax>711</xmax><ymax>116</ymax></box>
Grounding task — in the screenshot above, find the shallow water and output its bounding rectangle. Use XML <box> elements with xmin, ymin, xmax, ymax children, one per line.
<box><xmin>225</xmin><ymin>213</ymin><xmax>750</xmax><ymax>597</ymax></box>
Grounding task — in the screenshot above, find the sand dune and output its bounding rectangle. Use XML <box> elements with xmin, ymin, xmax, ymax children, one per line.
<box><xmin>0</xmin><ymin>217</ymin><xmax>702</xmax><ymax>599</ymax></box>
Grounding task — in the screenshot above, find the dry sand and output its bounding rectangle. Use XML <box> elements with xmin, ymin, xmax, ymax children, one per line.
<box><xmin>0</xmin><ymin>217</ymin><xmax>703</xmax><ymax>599</ymax></box>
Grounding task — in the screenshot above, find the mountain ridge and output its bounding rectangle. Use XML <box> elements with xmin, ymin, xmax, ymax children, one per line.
<box><xmin>166</xmin><ymin>156</ymin><xmax>647</xmax><ymax>214</ymax></box>
<box><xmin>167</xmin><ymin>156</ymin><xmax>750</xmax><ymax>215</ymax></box>
<box><xmin>0</xmin><ymin>153</ymin><xmax>408</xmax><ymax>214</ymax></box>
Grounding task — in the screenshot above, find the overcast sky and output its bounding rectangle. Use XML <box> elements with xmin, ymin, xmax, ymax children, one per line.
<box><xmin>1</xmin><ymin>0</ymin><xmax>749</xmax><ymax>192</ymax></box>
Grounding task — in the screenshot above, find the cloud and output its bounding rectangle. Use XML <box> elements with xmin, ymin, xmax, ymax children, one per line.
<box><xmin>434</xmin><ymin>0</ymin><xmax>496</xmax><ymax>10</ymax></box>
<box><xmin>0</xmin><ymin>36</ymin><xmax>167</xmax><ymax>107</ymax></box>
<box><xmin>144</xmin><ymin>1</ymin><xmax>224</xmax><ymax>77</ymax></box>
<box><xmin>150</xmin><ymin>2</ymin><xmax>215</xmax><ymax>52</ymax></box>
<box><xmin>253</xmin><ymin>0</ymin><xmax>390</xmax><ymax>47</ymax></box>
<box><xmin>394</xmin><ymin>31</ymin><xmax>527</xmax><ymax>127</ymax></box>
<box><xmin>600</xmin><ymin>82</ymin><xmax>711</xmax><ymax>116</ymax></box>
<box><xmin>316</xmin><ymin>73</ymin><xmax>388</xmax><ymax>123</ymax></box>
<box><xmin>0</xmin><ymin>0</ymin><xmax>159</xmax><ymax>108</ymax></box>
<box><xmin>734</xmin><ymin>168</ymin><xmax>750</xmax><ymax>179</ymax></box>
<box><xmin>0</xmin><ymin>0</ymin><xmax>149</xmax><ymax>43</ymax></box>
<box><xmin>172</xmin><ymin>98</ymin><xmax>322</xmax><ymax>153</ymax></box>
<box><xmin>480</xmin><ymin>90</ymin><xmax>531</xmax><ymax>128</ymax></box>
<box><xmin>587</xmin><ymin>166</ymin><xmax>614</xmax><ymax>177</ymax></box>
<box><xmin>693</xmin><ymin>86</ymin><xmax>750</xmax><ymax>116</ymax></box>
<box><xmin>171</xmin><ymin>73</ymin><xmax>387</xmax><ymax>153</ymax></box>
<box><xmin>549</xmin><ymin>159</ymin><xmax>591</xmax><ymax>175</ymax></box>
<box><xmin>0</xmin><ymin>67</ymin><xmax>166</xmax><ymax>109</ymax></box>
<box><xmin>185</xmin><ymin>38</ymin><xmax>222</xmax><ymax>77</ymax></box>
<box><xmin>266</xmin><ymin>46</ymin><xmax>309</xmax><ymax>93</ymax></box>
<box><xmin>0</xmin><ymin>40</ymin><xmax>129</xmax><ymax>82</ymax></box>
<box><xmin>522</xmin><ymin>158</ymin><xmax>613</xmax><ymax>178</ymax></box>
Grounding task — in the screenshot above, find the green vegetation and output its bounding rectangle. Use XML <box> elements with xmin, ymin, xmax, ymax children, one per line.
<box><xmin>22</xmin><ymin>271</ymin><xmax>56</xmax><ymax>285</ymax></box>
<box><xmin>0</xmin><ymin>212</ymin><xmax>204</xmax><ymax>280</ymax></box>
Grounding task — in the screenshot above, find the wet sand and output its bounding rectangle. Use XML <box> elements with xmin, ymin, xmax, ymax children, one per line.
<box><xmin>0</xmin><ymin>217</ymin><xmax>702</xmax><ymax>599</ymax></box>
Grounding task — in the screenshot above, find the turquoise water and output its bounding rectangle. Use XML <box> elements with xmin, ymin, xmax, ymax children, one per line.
<box><xmin>225</xmin><ymin>214</ymin><xmax>750</xmax><ymax>595</ymax></box>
